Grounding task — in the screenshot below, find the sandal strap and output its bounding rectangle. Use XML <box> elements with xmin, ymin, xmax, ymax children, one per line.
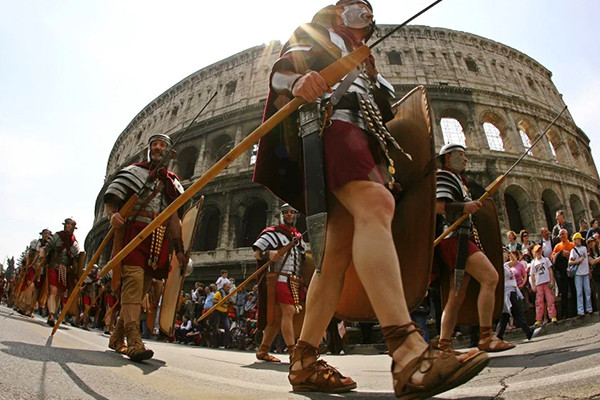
<box><xmin>289</xmin><ymin>341</ymin><xmax>354</xmax><ymax>390</ymax></box>
<box><xmin>381</xmin><ymin>322</ymin><xmax>422</xmax><ymax>355</ymax></box>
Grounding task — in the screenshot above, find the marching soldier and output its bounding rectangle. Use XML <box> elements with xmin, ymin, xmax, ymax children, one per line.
<box><xmin>80</xmin><ymin>264</ymin><xmax>100</xmax><ymax>330</ymax></box>
<box><xmin>104</xmin><ymin>133</ymin><xmax>185</xmax><ymax>361</ymax></box>
<box><xmin>16</xmin><ymin>229</ymin><xmax>51</xmax><ymax>316</ymax></box>
<box><xmin>253</xmin><ymin>203</ymin><xmax>306</xmax><ymax>362</ymax></box>
<box><xmin>435</xmin><ymin>143</ymin><xmax>514</xmax><ymax>352</ymax></box>
<box><xmin>253</xmin><ymin>1</ymin><xmax>488</xmax><ymax>397</ymax></box>
<box><xmin>41</xmin><ymin>218</ymin><xmax>80</xmax><ymax>326</ymax></box>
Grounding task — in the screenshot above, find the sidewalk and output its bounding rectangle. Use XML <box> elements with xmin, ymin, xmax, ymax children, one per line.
<box><xmin>343</xmin><ymin>311</ymin><xmax>599</xmax><ymax>355</ymax></box>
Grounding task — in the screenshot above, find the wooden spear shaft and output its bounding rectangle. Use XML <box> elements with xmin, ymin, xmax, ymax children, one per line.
<box><xmin>433</xmin><ymin>106</ymin><xmax>568</xmax><ymax>247</ymax></box>
<box><xmin>99</xmin><ymin>45</ymin><xmax>371</xmax><ymax>278</ymax></box>
<box><xmin>51</xmin><ymin>194</ymin><xmax>138</xmax><ymax>335</ymax></box>
<box><xmin>195</xmin><ymin>238</ymin><xmax>297</xmax><ymax>324</ymax></box>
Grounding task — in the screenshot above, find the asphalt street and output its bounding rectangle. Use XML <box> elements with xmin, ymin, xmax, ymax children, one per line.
<box><xmin>0</xmin><ymin>304</ymin><xmax>598</xmax><ymax>400</ymax></box>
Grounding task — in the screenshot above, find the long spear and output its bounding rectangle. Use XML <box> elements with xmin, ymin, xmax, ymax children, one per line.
<box><xmin>434</xmin><ymin>105</ymin><xmax>568</xmax><ymax>247</ymax></box>
<box><xmin>52</xmin><ymin>93</ymin><xmax>218</xmax><ymax>336</ymax></box>
<box><xmin>195</xmin><ymin>237</ymin><xmax>299</xmax><ymax>324</ymax></box>
<box><xmin>99</xmin><ymin>0</ymin><xmax>445</xmax><ymax>275</ymax></box>
<box><xmin>51</xmin><ymin>195</ymin><xmax>137</xmax><ymax>335</ymax></box>
<box><xmin>99</xmin><ymin>49</ymin><xmax>370</xmax><ymax>277</ymax></box>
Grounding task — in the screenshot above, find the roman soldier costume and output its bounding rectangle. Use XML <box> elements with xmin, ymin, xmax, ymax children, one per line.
<box><xmin>104</xmin><ymin>133</ymin><xmax>184</xmax><ymax>361</ymax></box>
<box><xmin>43</xmin><ymin>219</ymin><xmax>80</xmax><ymax>326</ymax></box>
<box><xmin>253</xmin><ymin>204</ymin><xmax>306</xmax><ymax>362</ymax></box>
<box><xmin>435</xmin><ymin>144</ymin><xmax>483</xmax><ymax>290</ymax></box>
<box><xmin>16</xmin><ymin>229</ymin><xmax>51</xmax><ymax>316</ymax></box>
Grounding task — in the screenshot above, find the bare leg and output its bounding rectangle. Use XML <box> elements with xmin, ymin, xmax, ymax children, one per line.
<box><xmin>440</xmin><ymin>275</ymin><xmax>471</xmax><ymax>341</ymax></box>
<box><xmin>279</xmin><ymin>303</ymin><xmax>297</xmax><ymax>347</ymax></box>
<box><xmin>297</xmin><ymin>197</ymin><xmax>354</xmax><ymax>346</ymax></box>
<box><xmin>257</xmin><ymin>305</ymin><xmax>282</xmax><ymax>358</ymax></box>
<box><xmin>440</xmin><ymin>251</ymin><xmax>499</xmax><ymax>341</ymax></box>
<box><xmin>332</xmin><ymin>181</ymin><xmax>431</xmax><ymax>372</ymax></box>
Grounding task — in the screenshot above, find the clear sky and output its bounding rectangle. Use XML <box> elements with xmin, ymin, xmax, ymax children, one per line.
<box><xmin>1</xmin><ymin>0</ymin><xmax>599</xmax><ymax>265</ymax></box>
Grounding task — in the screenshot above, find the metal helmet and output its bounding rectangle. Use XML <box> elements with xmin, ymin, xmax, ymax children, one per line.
<box><xmin>39</xmin><ymin>228</ymin><xmax>51</xmax><ymax>236</ymax></box>
<box><xmin>280</xmin><ymin>203</ymin><xmax>298</xmax><ymax>225</ymax></box>
<box><xmin>335</xmin><ymin>0</ymin><xmax>376</xmax><ymax>41</ymax></box>
<box><xmin>336</xmin><ymin>0</ymin><xmax>373</xmax><ymax>11</ymax></box>
<box><xmin>63</xmin><ymin>218</ymin><xmax>77</xmax><ymax>230</ymax></box>
<box><xmin>147</xmin><ymin>133</ymin><xmax>173</xmax><ymax>162</ymax></box>
<box><xmin>436</xmin><ymin>143</ymin><xmax>467</xmax><ymax>167</ymax></box>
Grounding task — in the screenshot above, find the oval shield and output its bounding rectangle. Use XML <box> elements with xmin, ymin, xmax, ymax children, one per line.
<box><xmin>334</xmin><ymin>85</ymin><xmax>437</xmax><ymax>321</ymax></box>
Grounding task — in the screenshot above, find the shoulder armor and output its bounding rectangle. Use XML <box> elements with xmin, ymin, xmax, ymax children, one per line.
<box><xmin>105</xmin><ymin>165</ymin><xmax>148</xmax><ymax>202</ymax></box>
<box><xmin>436</xmin><ymin>170</ymin><xmax>465</xmax><ymax>202</ymax></box>
<box><xmin>173</xmin><ymin>177</ymin><xmax>184</xmax><ymax>195</ymax></box>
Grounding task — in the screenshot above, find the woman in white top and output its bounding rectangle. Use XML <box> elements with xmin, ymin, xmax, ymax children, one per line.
<box><xmin>569</xmin><ymin>233</ymin><xmax>593</xmax><ymax>315</ymax></box>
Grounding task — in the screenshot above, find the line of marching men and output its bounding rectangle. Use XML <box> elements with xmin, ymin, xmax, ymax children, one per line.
<box><xmin>4</xmin><ymin>220</ymin><xmax>119</xmax><ymax>333</ymax></box>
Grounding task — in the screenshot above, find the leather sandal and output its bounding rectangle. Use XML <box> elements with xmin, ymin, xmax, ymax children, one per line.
<box><xmin>477</xmin><ymin>327</ymin><xmax>516</xmax><ymax>352</ymax></box>
<box><xmin>382</xmin><ymin>323</ymin><xmax>489</xmax><ymax>399</ymax></box>
<box><xmin>256</xmin><ymin>344</ymin><xmax>281</xmax><ymax>363</ymax></box>
<box><xmin>434</xmin><ymin>338</ymin><xmax>465</xmax><ymax>356</ymax></box>
<box><xmin>288</xmin><ymin>340</ymin><xmax>356</xmax><ymax>393</ymax></box>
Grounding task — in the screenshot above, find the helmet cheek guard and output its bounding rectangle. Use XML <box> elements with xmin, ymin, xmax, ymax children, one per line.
<box><xmin>147</xmin><ymin>133</ymin><xmax>173</xmax><ymax>162</ymax></box>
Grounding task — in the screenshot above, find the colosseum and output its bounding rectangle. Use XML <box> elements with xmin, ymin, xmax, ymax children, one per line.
<box><xmin>85</xmin><ymin>24</ymin><xmax>600</xmax><ymax>286</ymax></box>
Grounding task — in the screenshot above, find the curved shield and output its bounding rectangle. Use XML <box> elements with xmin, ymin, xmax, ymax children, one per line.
<box><xmin>335</xmin><ymin>85</ymin><xmax>436</xmax><ymax>321</ymax></box>
<box><xmin>439</xmin><ymin>198</ymin><xmax>504</xmax><ymax>325</ymax></box>
<box><xmin>159</xmin><ymin>196</ymin><xmax>204</xmax><ymax>336</ymax></box>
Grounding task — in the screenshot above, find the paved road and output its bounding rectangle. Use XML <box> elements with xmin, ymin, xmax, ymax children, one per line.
<box><xmin>0</xmin><ymin>305</ymin><xmax>598</xmax><ymax>399</ymax></box>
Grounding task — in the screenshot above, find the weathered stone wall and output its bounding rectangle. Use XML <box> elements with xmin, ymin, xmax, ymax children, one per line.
<box><xmin>86</xmin><ymin>25</ymin><xmax>600</xmax><ymax>285</ymax></box>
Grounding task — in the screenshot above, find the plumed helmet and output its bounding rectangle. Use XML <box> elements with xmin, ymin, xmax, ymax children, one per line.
<box><xmin>147</xmin><ymin>133</ymin><xmax>173</xmax><ymax>162</ymax></box>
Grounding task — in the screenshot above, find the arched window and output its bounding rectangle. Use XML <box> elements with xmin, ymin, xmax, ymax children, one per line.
<box><xmin>518</xmin><ymin>130</ymin><xmax>533</xmax><ymax>155</ymax></box>
<box><xmin>211</xmin><ymin>134</ymin><xmax>234</xmax><ymax>162</ymax></box>
<box><xmin>483</xmin><ymin>122</ymin><xmax>505</xmax><ymax>151</ymax></box>
<box><xmin>193</xmin><ymin>207</ymin><xmax>221</xmax><ymax>251</ymax></box>
<box><xmin>177</xmin><ymin>146</ymin><xmax>198</xmax><ymax>181</ymax></box>
<box><xmin>440</xmin><ymin>118</ymin><xmax>466</xmax><ymax>146</ymax></box>
<box><xmin>238</xmin><ymin>202</ymin><xmax>267</xmax><ymax>247</ymax></box>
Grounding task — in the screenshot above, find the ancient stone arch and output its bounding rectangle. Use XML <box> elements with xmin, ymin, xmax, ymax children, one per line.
<box><xmin>480</xmin><ymin>111</ymin><xmax>507</xmax><ymax>152</ymax></box>
<box><xmin>177</xmin><ymin>146</ymin><xmax>198</xmax><ymax>181</ymax></box>
<box><xmin>590</xmin><ymin>200</ymin><xmax>600</xmax><ymax>220</ymax></box>
<box><xmin>503</xmin><ymin>184</ymin><xmax>535</xmax><ymax>234</ymax></box>
<box><xmin>194</xmin><ymin>205</ymin><xmax>221</xmax><ymax>252</ymax></box>
<box><xmin>210</xmin><ymin>133</ymin><xmax>234</xmax><ymax>162</ymax></box>
<box><xmin>541</xmin><ymin>189</ymin><xmax>562</xmax><ymax>229</ymax></box>
<box><xmin>517</xmin><ymin>119</ymin><xmax>536</xmax><ymax>157</ymax></box>
<box><xmin>237</xmin><ymin>198</ymin><xmax>268</xmax><ymax>248</ymax></box>
<box><xmin>569</xmin><ymin>194</ymin><xmax>586</xmax><ymax>227</ymax></box>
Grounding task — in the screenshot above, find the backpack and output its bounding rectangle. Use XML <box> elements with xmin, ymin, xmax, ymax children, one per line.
<box><xmin>567</xmin><ymin>247</ymin><xmax>583</xmax><ymax>278</ymax></box>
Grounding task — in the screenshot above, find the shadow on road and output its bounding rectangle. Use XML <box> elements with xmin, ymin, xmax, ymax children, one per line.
<box><xmin>488</xmin><ymin>344</ymin><xmax>598</xmax><ymax>368</ymax></box>
<box><xmin>1</xmin><ymin>340</ymin><xmax>165</xmax><ymax>399</ymax></box>
<box><xmin>242</xmin><ymin>360</ymin><xmax>290</xmax><ymax>372</ymax></box>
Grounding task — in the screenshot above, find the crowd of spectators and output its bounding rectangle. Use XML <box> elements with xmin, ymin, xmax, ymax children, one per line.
<box><xmin>169</xmin><ymin>269</ymin><xmax>259</xmax><ymax>349</ymax></box>
<box><xmin>500</xmin><ymin>210</ymin><xmax>600</xmax><ymax>331</ymax></box>
<box><xmin>157</xmin><ymin>209</ymin><xmax>600</xmax><ymax>353</ymax></box>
